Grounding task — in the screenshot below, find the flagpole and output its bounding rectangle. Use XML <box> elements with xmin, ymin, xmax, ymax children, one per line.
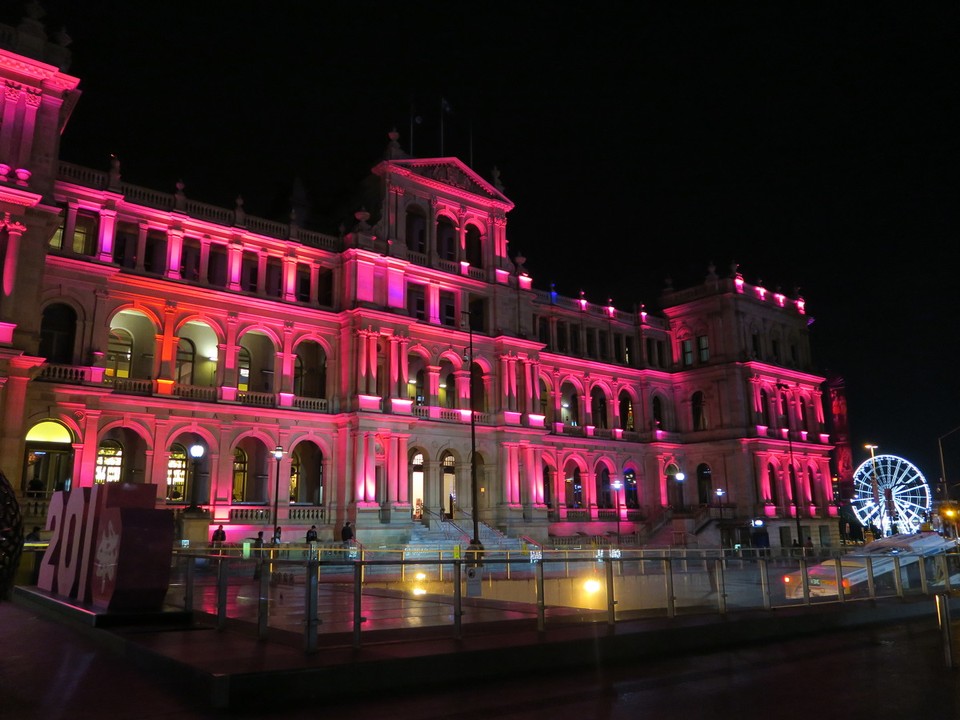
<box><xmin>409</xmin><ymin>98</ymin><xmax>415</xmax><ymax>156</ymax></box>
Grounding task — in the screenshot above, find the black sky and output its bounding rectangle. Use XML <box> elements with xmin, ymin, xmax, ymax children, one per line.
<box><xmin>7</xmin><ymin>2</ymin><xmax>959</xmax><ymax>484</ymax></box>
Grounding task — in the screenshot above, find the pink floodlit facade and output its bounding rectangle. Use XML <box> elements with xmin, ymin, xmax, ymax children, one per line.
<box><xmin>0</xmin><ymin>18</ymin><xmax>839</xmax><ymax>551</ymax></box>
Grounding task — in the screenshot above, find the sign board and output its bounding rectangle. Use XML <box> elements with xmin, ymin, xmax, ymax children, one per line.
<box><xmin>466</xmin><ymin>566</ymin><xmax>483</xmax><ymax>597</ymax></box>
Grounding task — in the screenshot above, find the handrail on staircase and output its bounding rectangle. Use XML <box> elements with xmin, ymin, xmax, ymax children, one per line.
<box><xmin>519</xmin><ymin>535</ymin><xmax>542</xmax><ymax>550</ymax></box>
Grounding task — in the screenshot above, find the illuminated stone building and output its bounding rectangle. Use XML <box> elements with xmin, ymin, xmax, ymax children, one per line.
<box><xmin>0</xmin><ymin>14</ymin><xmax>837</xmax><ymax>550</ymax></box>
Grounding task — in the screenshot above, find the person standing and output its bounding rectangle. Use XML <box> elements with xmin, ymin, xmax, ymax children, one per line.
<box><xmin>211</xmin><ymin>524</ymin><xmax>226</xmax><ymax>550</ymax></box>
<box><xmin>305</xmin><ymin>525</ymin><xmax>318</xmax><ymax>543</ymax></box>
<box><xmin>272</xmin><ymin>526</ymin><xmax>282</xmax><ymax>544</ymax></box>
<box><xmin>252</xmin><ymin>531</ymin><xmax>264</xmax><ymax>579</ymax></box>
<box><xmin>340</xmin><ymin>521</ymin><xmax>354</xmax><ymax>547</ymax></box>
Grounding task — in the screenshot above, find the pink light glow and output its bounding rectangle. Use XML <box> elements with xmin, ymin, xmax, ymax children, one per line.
<box><xmin>606</xmin><ymin>299</ymin><xmax>615</xmax><ymax>317</ymax></box>
<box><xmin>495</xmin><ymin>268</ymin><xmax>509</xmax><ymax>283</ymax></box>
<box><xmin>578</xmin><ymin>291</ymin><xmax>587</xmax><ymax>311</ymax></box>
<box><xmin>774</xmin><ymin>292</ymin><xmax>785</xmax><ymax>307</ymax></box>
<box><xmin>734</xmin><ymin>275</ymin><xmax>745</xmax><ymax>293</ymax></box>
<box><xmin>756</xmin><ymin>286</ymin><xmax>766</xmax><ymax>300</ymax></box>
<box><xmin>796</xmin><ymin>297</ymin><xmax>806</xmax><ymax>314</ymax></box>
<box><xmin>519</xmin><ymin>274</ymin><xmax>532</xmax><ymax>290</ymax></box>
<box><xmin>390</xmin><ymin>398</ymin><xmax>413</xmax><ymax>414</ymax></box>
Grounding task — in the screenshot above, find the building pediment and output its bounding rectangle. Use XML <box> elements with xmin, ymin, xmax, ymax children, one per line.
<box><xmin>377</xmin><ymin>157</ymin><xmax>514</xmax><ymax>211</ymax></box>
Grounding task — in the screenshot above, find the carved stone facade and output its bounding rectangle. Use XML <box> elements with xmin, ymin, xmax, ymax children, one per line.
<box><xmin>0</xmin><ymin>16</ymin><xmax>837</xmax><ymax>550</ymax></box>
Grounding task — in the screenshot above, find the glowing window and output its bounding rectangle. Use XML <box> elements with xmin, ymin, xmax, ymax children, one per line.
<box><xmin>95</xmin><ymin>441</ymin><xmax>123</xmax><ymax>484</ymax></box>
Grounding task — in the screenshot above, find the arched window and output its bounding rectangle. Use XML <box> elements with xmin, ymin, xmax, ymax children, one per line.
<box><xmin>414</xmin><ymin>369</ymin><xmax>426</xmax><ymax>406</ymax></box>
<box><xmin>469</xmin><ymin>362</ymin><xmax>484</xmax><ymax>412</ymax></box>
<box><xmin>176</xmin><ymin>338</ymin><xmax>195</xmax><ymax>385</ymax></box>
<box><xmin>440</xmin><ymin>371</ymin><xmax>456</xmax><ymax>408</ymax></box>
<box><xmin>624</xmin><ymin>468</ymin><xmax>639</xmax><ymax>508</ymax></box>
<box><xmin>442</xmin><ymin>452</ymin><xmax>457</xmax><ymax>518</ymax></box>
<box><xmin>106</xmin><ymin>328</ymin><xmax>133</xmax><ymax>379</ymax></box>
<box><xmin>238</xmin><ymin>347</ymin><xmax>251</xmax><ymax>392</ymax></box>
<box><xmin>23</xmin><ymin>420</ymin><xmax>74</xmax><ymax>494</ymax></box>
<box><xmin>293</xmin><ymin>354</ymin><xmax>304</xmax><ymax>396</ymax></box>
<box><xmin>437</xmin><ymin>216</ymin><xmax>457</xmax><ymax>261</ymax></box>
<box><xmin>597</xmin><ymin>467</ymin><xmax>612</xmax><ymax>508</ymax></box>
<box><xmin>465</xmin><ymin>224</ymin><xmax>482</xmax><ymax>268</ymax></box>
<box><xmin>696</xmin><ymin>463</ymin><xmax>712</xmax><ymax>505</ymax></box>
<box><xmin>692</xmin><ymin>391</ymin><xmax>707</xmax><ymax>431</ymax></box>
<box><xmin>564</xmin><ymin>466</ymin><xmax>583</xmax><ymax>508</ymax></box>
<box><xmin>95</xmin><ymin>440</ymin><xmax>123</xmax><ymax>484</ymax></box>
<box><xmin>232</xmin><ymin>448</ymin><xmax>249</xmax><ymax>502</ymax></box>
<box><xmin>539</xmin><ymin>378</ymin><xmax>551</xmax><ymax>420</ymax></box>
<box><xmin>38</xmin><ymin>303</ymin><xmax>77</xmax><ymax>364</ymax></box>
<box><xmin>590</xmin><ymin>387</ymin><xmax>607</xmax><ymax>429</ymax></box>
<box><xmin>166</xmin><ymin>444</ymin><xmax>187</xmax><ymax>502</ymax></box>
<box><xmin>543</xmin><ymin>465</ymin><xmax>553</xmax><ymax>508</ymax></box>
<box><xmin>759</xmin><ymin>389</ymin><xmax>772</xmax><ymax>426</ymax></box>
<box><xmin>652</xmin><ymin>396</ymin><xmax>664</xmax><ymax>429</ymax></box>
<box><xmin>405</xmin><ymin>205</ymin><xmax>427</xmax><ymax>254</ymax></box>
<box><xmin>619</xmin><ymin>392</ymin><xmax>634</xmax><ymax>431</ymax></box>
<box><xmin>767</xmin><ymin>462</ymin><xmax>780</xmax><ymax>506</ymax></box>
<box><xmin>779</xmin><ymin>389</ymin><xmax>790</xmax><ymax>428</ymax></box>
<box><xmin>412</xmin><ymin>451</ymin><xmax>425</xmax><ymax>518</ymax></box>
<box><xmin>289</xmin><ymin>453</ymin><xmax>301</xmax><ymax>502</ymax></box>
<box><xmin>561</xmin><ymin>386</ymin><xmax>579</xmax><ymax>426</ymax></box>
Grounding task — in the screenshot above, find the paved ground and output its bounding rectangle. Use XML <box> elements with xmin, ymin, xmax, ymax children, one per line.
<box><xmin>3</xmin><ymin>585</ymin><xmax>960</xmax><ymax>719</ymax></box>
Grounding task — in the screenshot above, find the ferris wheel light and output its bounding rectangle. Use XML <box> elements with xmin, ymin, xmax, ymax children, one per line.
<box><xmin>851</xmin><ymin>453</ymin><xmax>930</xmax><ymax>536</ymax></box>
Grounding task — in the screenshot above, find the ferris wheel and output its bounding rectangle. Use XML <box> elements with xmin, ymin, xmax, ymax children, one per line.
<box><xmin>849</xmin><ymin>453</ymin><xmax>931</xmax><ymax>536</ymax></box>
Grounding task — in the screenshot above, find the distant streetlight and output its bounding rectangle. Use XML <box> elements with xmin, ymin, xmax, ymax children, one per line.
<box><xmin>716</xmin><ymin>487</ymin><xmax>726</xmax><ymax>541</ymax></box>
<box><xmin>675</xmin><ymin>471</ymin><xmax>686</xmax><ymax>513</ymax></box>
<box><xmin>612</xmin><ymin>478</ymin><xmax>623</xmax><ymax>546</ymax></box>
<box><xmin>187</xmin><ymin>443</ymin><xmax>205</xmax><ymax>512</ymax></box>
<box><xmin>272</xmin><ymin>445</ymin><xmax>284</xmax><ymax>532</ymax></box>
<box><xmin>939</xmin><ymin>426</ymin><xmax>960</xmax><ymax>501</ymax></box>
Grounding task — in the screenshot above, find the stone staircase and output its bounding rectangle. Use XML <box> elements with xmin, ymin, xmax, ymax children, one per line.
<box><xmin>402</xmin><ymin>515</ymin><xmax>526</xmax><ymax>560</ymax></box>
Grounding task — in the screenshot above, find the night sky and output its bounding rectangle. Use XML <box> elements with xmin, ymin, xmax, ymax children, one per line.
<box><xmin>6</xmin><ymin>3</ymin><xmax>958</xmax><ymax>486</ymax></box>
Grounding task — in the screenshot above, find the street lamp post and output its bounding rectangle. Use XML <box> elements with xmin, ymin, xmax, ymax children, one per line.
<box><xmin>715</xmin><ymin>487</ymin><xmax>726</xmax><ymax>546</ymax></box>
<box><xmin>612</xmin><ymin>478</ymin><xmax>623</xmax><ymax>546</ymax></box>
<box><xmin>187</xmin><ymin>443</ymin><xmax>205</xmax><ymax>512</ymax></box>
<box><xmin>675</xmin><ymin>472</ymin><xmax>685</xmax><ymax>513</ymax></box>
<box><xmin>462</xmin><ymin>310</ymin><xmax>480</xmax><ymax>544</ymax></box>
<box><xmin>865</xmin><ymin>443</ymin><xmax>881</xmax><ymax>535</ymax></box>
<box><xmin>271</xmin><ymin>445</ymin><xmax>284</xmax><ymax>533</ymax></box>
<box><xmin>939</xmin><ymin>426</ymin><xmax>960</xmax><ymax>501</ymax></box>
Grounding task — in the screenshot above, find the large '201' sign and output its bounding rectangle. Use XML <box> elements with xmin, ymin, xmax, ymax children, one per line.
<box><xmin>37</xmin><ymin>483</ymin><xmax>172</xmax><ymax>609</ymax></box>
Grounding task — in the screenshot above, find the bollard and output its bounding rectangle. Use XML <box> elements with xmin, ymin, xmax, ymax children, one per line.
<box><xmin>257</xmin><ymin>559</ymin><xmax>270</xmax><ymax>640</ymax></box>
<box><xmin>664</xmin><ymin>558</ymin><xmax>676</xmax><ymax>619</ymax></box>
<box><xmin>217</xmin><ymin>556</ymin><xmax>228</xmax><ymax>629</ymax></box>
<box><xmin>606</xmin><ymin>554</ymin><xmax>616</xmax><ymax>628</ymax></box>
<box><xmin>184</xmin><ymin>556</ymin><xmax>195</xmax><ymax>612</ymax></box>
<box><xmin>352</xmin><ymin>561</ymin><xmax>364</xmax><ymax>649</ymax></box>
<box><xmin>536</xmin><ymin>559</ymin><xmax>545</xmax><ymax>634</ymax></box>
<box><xmin>937</xmin><ymin>593</ymin><xmax>954</xmax><ymax>668</ymax></box>
<box><xmin>304</xmin><ymin>558</ymin><xmax>319</xmax><ymax>654</ymax></box>
<box><xmin>453</xmin><ymin>561</ymin><xmax>463</xmax><ymax>640</ymax></box>
<box><xmin>714</xmin><ymin>558</ymin><xmax>727</xmax><ymax>615</ymax></box>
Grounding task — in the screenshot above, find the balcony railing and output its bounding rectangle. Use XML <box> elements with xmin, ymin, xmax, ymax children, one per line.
<box><xmin>174</xmin><ymin>384</ymin><xmax>218</xmax><ymax>402</ymax></box>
